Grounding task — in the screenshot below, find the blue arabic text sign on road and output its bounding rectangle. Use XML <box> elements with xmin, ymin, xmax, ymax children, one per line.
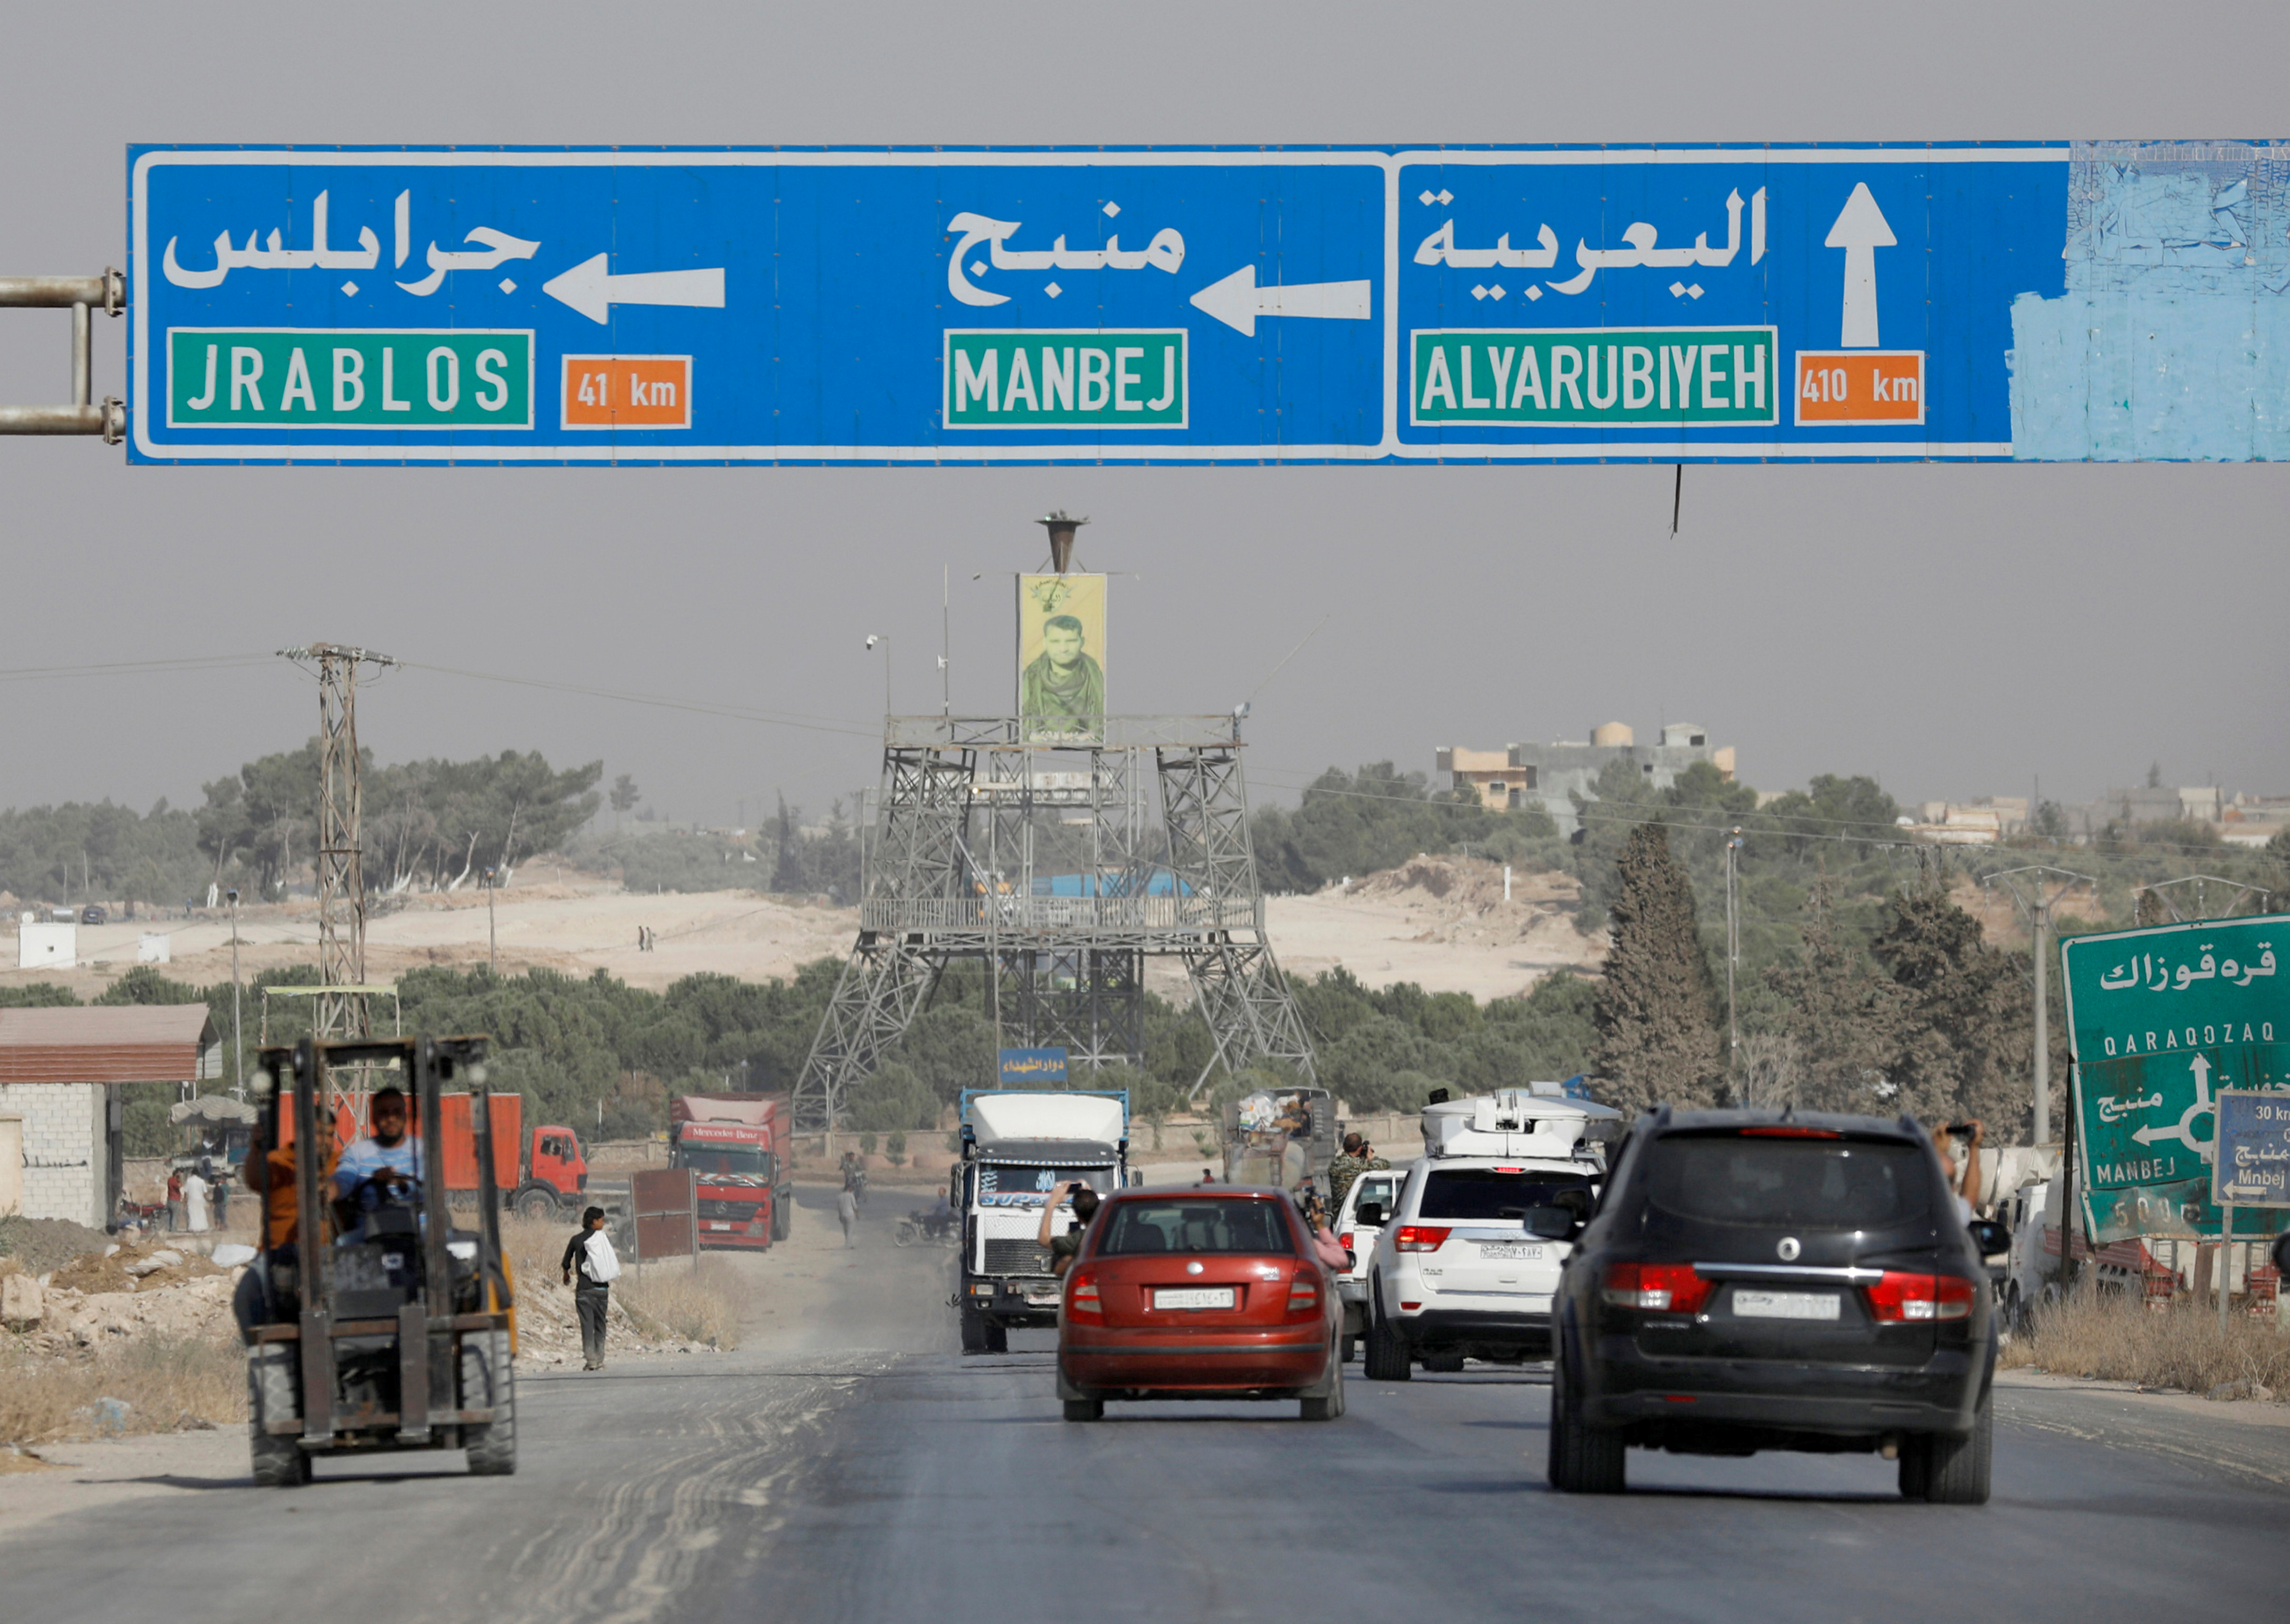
<box><xmin>127</xmin><ymin>143</ymin><xmax>2290</xmax><ymax>465</ymax></box>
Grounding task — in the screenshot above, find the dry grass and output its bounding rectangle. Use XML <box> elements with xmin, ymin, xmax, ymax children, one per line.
<box><xmin>0</xmin><ymin>1334</ymin><xmax>245</xmax><ymax>1447</ymax></box>
<box><xmin>496</xmin><ymin>1213</ymin><xmax>751</xmax><ymax>1351</ymax></box>
<box><xmin>2002</xmin><ymin>1288</ymin><xmax>2290</xmax><ymax>1395</ymax></box>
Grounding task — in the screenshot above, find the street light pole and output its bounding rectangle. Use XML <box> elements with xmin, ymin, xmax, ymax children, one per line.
<box><xmin>865</xmin><ymin>633</ymin><xmax>890</xmax><ymax>720</ymax></box>
<box><xmin>1724</xmin><ymin>830</ymin><xmax>1742</xmax><ymax>1101</ymax></box>
<box><xmin>227</xmin><ymin>888</ymin><xmax>243</xmax><ymax>1101</ymax></box>
<box><xmin>1983</xmin><ymin>864</ymin><xmax>2095</xmax><ymax>1145</ymax></box>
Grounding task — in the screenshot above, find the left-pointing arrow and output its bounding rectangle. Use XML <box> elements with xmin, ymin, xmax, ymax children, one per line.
<box><xmin>1189</xmin><ymin>265</ymin><xmax>1371</xmax><ymax>338</ymax></box>
<box><xmin>542</xmin><ymin>254</ymin><xmax>726</xmax><ymax>325</ymax></box>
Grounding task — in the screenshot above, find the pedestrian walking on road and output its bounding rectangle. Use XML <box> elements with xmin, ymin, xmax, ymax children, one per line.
<box><xmin>561</xmin><ymin>1206</ymin><xmax>620</xmax><ymax>1370</ymax></box>
<box><xmin>837</xmin><ymin>1183</ymin><xmax>859</xmax><ymax>1247</ymax></box>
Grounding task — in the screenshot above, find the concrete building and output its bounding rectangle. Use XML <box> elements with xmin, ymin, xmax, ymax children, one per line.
<box><xmin>0</xmin><ymin>1006</ymin><xmax>217</xmax><ymax>1229</ymax></box>
<box><xmin>1437</xmin><ymin>722</ymin><xmax>1736</xmax><ymax>835</ymax></box>
<box><xmin>1900</xmin><ymin>797</ymin><xmax>2029</xmax><ymax>845</ymax></box>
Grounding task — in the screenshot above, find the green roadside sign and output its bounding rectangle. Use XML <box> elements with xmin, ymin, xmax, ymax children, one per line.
<box><xmin>2061</xmin><ymin>914</ymin><xmax>2290</xmax><ymax>1242</ymax></box>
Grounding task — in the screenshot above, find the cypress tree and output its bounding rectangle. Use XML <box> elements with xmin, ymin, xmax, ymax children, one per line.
<box><xmin>1593</xmin><ymin>822</ymin><xmax>1723</xmax><ymax>1113</ymax></box>
<box><xmin>1871</xmin><ymin>876</ymin><xmax>2028</xmax><ymax>1136</ymax></box>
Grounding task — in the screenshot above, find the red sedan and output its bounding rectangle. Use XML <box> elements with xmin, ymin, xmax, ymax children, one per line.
<box><xmin>1056</xmin><ymin>1187</ymin><xmax>1346</xmax><ymax>1421</ymax></box>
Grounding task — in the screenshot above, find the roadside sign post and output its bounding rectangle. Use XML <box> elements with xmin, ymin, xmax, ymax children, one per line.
<box><xmin>2213</xmin><ymin>1089</ymin><xmax>2290</xmax><ymax>1330</ymax></box>
<box><xmin>2061</xmin><ymin>916</ymin><xmax>2290</xmax><ymax>1257</ymax></box>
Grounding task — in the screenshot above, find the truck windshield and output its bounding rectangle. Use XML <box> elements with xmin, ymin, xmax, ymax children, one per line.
<box><xmin>682</xmin><ymin>1149</ymin><xmax>775</xmax><ymax>1178</ymax></box>
<box><xmin>977</xmin><ymin>1164</ymin><xmax>1111</xmax><ymax>1199</ymax></box>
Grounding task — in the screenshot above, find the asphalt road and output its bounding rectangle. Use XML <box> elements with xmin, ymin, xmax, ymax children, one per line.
<box><xmin>6</xmin><ymin>1186</ymin><xmax>2285</xmax><ymax>1623</ymax></box>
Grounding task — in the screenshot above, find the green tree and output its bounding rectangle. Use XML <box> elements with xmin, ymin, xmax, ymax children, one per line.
<box><xmin>1763</xmin><ymin>875</ymin><xmax>1899</xmax><ymax>1112</ymax></box>
<box><xmin>1593</xmin><ymin>823</ymin><xmax>1723</xmax><ymax>1114</ymax></box>
<box><xmin>610</xmin><ymin>773</ymin><xmax>641</xmax><ymax>827</ymax></box>
<box><xmin>1869</xmin><ymin>875</ymin><xmax>2031</xmax><ymax>1136</ymax></box>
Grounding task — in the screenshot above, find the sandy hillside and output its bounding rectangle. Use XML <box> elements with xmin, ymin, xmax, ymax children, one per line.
<box><xmin>5</xmin><ymin>855</ymin><xmax>1603</xmax><ymax>1004</ymax></box>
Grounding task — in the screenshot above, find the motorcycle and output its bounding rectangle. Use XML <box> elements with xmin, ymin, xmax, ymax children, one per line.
<box><xmin>893</xmin><ymin>1207</ymin><xmax>957</xmax><ymax>1248</ymax></box>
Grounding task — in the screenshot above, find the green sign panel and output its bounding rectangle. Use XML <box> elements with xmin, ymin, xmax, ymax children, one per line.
<box><xmin>2062</xmin><ymin>915</ymin><xmax>2290</xmax><ymax>1241</ymax></box>
<box><xmin>1408</xmin><ymin>326</ymin><xmax>1779</xmax><ymax>428</ymax></box>
<box><xmin>167</xmin><ymin>329</ymin><xmax>533</xmax><ymax>429</ymax></box>
<box><xmin>944</xmin><ymin>330</ymin><xmax>1186</xmax><ymax>429</ymax></box>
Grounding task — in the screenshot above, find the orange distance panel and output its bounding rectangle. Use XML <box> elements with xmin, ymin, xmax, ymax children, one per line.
<box><xmin>562</xmin><ymin>355</ymin><xmax>693</xmax><ymax>429</ymax></box>
<box><xmin>1793</xmin><ymin>350</ymin><xmax>1925</xmax><ymax>427</ymax></box>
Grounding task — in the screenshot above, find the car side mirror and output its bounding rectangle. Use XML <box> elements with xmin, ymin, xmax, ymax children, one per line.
<box><xmin>1967</xmin><ymin>1219</ymin><xmax>2010</xmax><ymax>1257</ymax></box>
<box><xmin>1355</xmin><ymin>1203</ymin><xmax>1383</xmax><ymax>1228</ymax></box>
<box><xmin>1524</xmin><ymin>1205</ymin><xmax>1578</xmax><ymax>1241</ymax></box>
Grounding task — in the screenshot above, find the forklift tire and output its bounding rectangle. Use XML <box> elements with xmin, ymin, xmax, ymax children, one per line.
<box><xmin>246</xmin><ymin>1345</ymin><xmax>311</xmax><ymax>1487</ymax></box>
<box><xmin>513</xmin><ymin>1186</ymin><xmax>559</xmax><ymax>1223</ymax></box>
<box><xmin>460</xmin><ymin>1329</ymin><xmax>517</xmax><ymax>1476</ymax></box>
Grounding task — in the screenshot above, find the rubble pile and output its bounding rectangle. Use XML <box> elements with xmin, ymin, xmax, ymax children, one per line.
<box><xmin>1343</xmin><ymin>855</ymin><xmax>1595</xmax><ymax>952</ymax></box>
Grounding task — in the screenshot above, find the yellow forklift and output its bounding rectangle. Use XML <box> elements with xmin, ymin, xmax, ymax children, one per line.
<box><xmin>243</xmin><ymin>1035</ymin><xmax>516</xmax><ymax>1486</ymax></box>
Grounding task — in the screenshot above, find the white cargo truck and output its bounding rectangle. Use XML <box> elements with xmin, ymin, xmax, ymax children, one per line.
<box><xmin>952</xmin><ymin>1090</ymin><xmax>1131</xmax><ymax>1354</ymax></box>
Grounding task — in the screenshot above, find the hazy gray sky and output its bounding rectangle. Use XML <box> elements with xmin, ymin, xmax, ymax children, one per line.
<box><xmin>2</xmin><ymin>2</ymin><xmax>2283</xmax><ymax>827</ymax></box>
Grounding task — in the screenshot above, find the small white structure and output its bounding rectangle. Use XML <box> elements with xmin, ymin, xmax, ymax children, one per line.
<box><xmin>18</xmin><ymin>920</ymin><xmax>76</xmax><ymax>970</ymax></box>
<box><xmin>0</xmin><ymin>1007</ymin><xmax>216</xmax><ymax>1229</ymax></box>
<box><xmin>137</xmin><ymin>933</ymin><xmax>172</xmax><ymax>964</ymax></box>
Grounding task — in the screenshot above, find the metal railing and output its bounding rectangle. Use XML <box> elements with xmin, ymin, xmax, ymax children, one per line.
<box><xmin>859</xmin><ymin>893</ymin><xmax>1258</xmax><ymax>934</ymax></box>
<box><xmin>883</xmin><ymin>714</ymin><xmax>1243</xmax><ymax>750</ymax></box>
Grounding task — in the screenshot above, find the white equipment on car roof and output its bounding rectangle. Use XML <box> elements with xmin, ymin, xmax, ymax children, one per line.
<box><xmin>967</xmin><ymin>1091</ymin><xmax>1127</xmax><ymax>1150</ymax></box>
<box><xmin>1420</xmin><ymin>1087</ymin><xmax>1620</xmax><ymax>1161</ymax></box>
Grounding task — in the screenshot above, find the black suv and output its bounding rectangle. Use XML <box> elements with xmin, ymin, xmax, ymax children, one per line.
<box><xmin>1540</xmin><ymin>1107</ymin><xmax>2003</xmax><ymax>1502</ymax></box>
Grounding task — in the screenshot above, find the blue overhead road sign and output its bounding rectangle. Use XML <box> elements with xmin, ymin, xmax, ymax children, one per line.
<box><xmin>127</xmin><ymin>142</ymin><xmax>2290</xmax><ymax>465</ymax></box>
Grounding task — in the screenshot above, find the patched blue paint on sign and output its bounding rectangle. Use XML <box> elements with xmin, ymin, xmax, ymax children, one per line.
<box><xmin>124</xmin><ymin>143</ymin><xmax>2287</xmax><ymax>465</ymax></box>
<box><xmin>2009</xmin><ymin>143</ymin><xmax>2290</xmax><ymax>460</ymax></box>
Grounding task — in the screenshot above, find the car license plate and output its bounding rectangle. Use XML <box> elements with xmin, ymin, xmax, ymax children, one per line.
<box><xmin>1478</xmin><ymin>1243</ymin><xmax>1544</xmax><ymax>1260</ymax></box>
<box><xmin>1153</xmin><ymin>1287</ymin><xmax>1237</xmax><ymax>1310</ymax></box>
<box><xmin>1026</xmin><ymin>1292</ymin><xmax>1060</xmax><ymax>1307</ymax></box>
<box><xmin>1731</xmin><ymin>1288</ymin><xmax>1841</xmax><ymax>1321</ymax></box>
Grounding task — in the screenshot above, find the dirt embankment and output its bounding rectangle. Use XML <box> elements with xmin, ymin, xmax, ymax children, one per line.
<box><xmin>1251</xmin><ymin>854</ymin><xmax>1605</xmax><ymax>1002</ymax></box>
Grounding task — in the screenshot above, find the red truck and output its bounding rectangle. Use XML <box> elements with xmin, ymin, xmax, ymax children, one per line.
<box><xmin>281</xmin><ymin>1091</ymin><xmax>594</xmax><ymax>1219</ymax></box>
<box><xmin>671</xmin><ymin>1093</ymin><xmax>795</xmax><ymax>1248</ymax></box>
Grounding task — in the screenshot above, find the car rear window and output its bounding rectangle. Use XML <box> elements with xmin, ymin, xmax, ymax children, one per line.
<box><xmin>1643</xmin><ymin>1135</ymin><xmax>1932</xmax><ymax>1227</ymax></box>
<box><xmin>1097</xmin><ymin>1199</ymin><xmax>1296</xmax><ymax>1256</ymax></box>
<box><xmin>1419</xmin><ymin>1168</ymin><xmax>1597</xmax><ymax>1221</ymax></box>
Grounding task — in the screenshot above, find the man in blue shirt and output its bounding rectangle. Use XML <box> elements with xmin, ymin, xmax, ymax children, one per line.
<box><xmin>334</xmin><ymin>1086</ymin><xmax>424</xmax><ymax>1223</ymax></box>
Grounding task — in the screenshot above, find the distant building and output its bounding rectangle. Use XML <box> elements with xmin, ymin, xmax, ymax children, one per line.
<box><xmin>1900</xmin><ymin>797</ymin><xmax>2029</xmax><ymax>846</ymax></box>
<box><xmin>0</xmin><ymin>1006</ymin><xmax>217</xmax><ymax>1229</ymax></box>
<box><xmin>1437</xmin><ymin>722</ymin><xmax>1736</xmax><ymax>836</ymax></box>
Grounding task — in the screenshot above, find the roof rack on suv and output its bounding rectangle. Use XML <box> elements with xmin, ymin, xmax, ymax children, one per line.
<box><xmin>1421</xmin><ymin>1088</ymin><xmax>1621</xmax><ymax>1160</ymax></box>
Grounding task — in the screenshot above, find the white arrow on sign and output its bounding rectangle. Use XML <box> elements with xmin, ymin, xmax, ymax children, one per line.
<box><xmin>542</xmin><ymin>254</ymin><xmax>726</xmax><ymax>325</ymax></box>
<box><xmin>1824</xmin><ymin>183</ymin><xmax>1896</xmax><ymax>349</ymax></box>
<box><xmin>2131</xmin><ymin>1054</ymin><xmax>2219</xmax><ymax>1160</ymax></box>
<box><xmin>1189</xmin><ymin>265</ymin><xmax>1371</xmax><ymax>338</ymax></box>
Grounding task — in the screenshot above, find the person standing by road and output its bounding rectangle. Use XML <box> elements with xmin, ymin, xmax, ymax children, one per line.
<box><xmin>560</xmin><ymin>1206</ymin><xmax>619</xmax><ymax>1370</ymax></box>
<box><xmin>183</xmin><ymin>1164</ymin><xmax>212</xmax><ymax>1234</ymax></box>
<box><xmin>166</xmin><ymin>1168</ymin><xmax>184</xmax><ymax>1233</ymax></box>
<box><xmin>837</xmin><ymin>1182</ymin><xmax>859</xmax><ymax>1248</ymax></box>
<box><xmin>1326</xmin><ymin>1133</ymin><xmax>1389</xmax><ymax>1213</ymax></box>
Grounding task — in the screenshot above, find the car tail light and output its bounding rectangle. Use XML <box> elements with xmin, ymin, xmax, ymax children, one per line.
<box><xmin>1287</xmin><ymin>1274</ymin><xmax>1320</xmax><ymax>1315</ymax></box>
<box><xmin>1337</xmin><ymin>1232</ymin><xmax>1354</xmax><ymax>1253</ymax></box>
<box><xmin>1865</xmin><ymin>1271</ymin><xmax>1975</xmax><ymax>1323</ymax></box>
<box><xmin>1601</xmin><ymin>1262</ymin><xmax>1714</xmax><ymax>1314</ymax></box>
<box><xmin>1068</xmin><ymin>1270</ymin><xmax>1103</xmax><ymax>1318</ymax></box>
<box><xmin>1393</xmin><ymin>1225</ymin><xmax>1451</xmax><ymax>1253</ymax></box>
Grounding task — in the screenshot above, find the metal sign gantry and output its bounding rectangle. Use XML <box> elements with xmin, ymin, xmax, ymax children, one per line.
<box><xmin>793</xmin><ymin>715</ymin><xmax>1315</xmax><ymax>1132</ymax></box>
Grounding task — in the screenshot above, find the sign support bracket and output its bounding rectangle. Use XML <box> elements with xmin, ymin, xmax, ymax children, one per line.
<box><xmin>0</xmin><ymin>271</ymin><xmax>124</xmax><ymax>440</ymax></box>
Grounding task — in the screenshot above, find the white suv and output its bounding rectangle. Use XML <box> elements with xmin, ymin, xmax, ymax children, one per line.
<box><xmin>1361</xmin><ymin>1091</ymin><xmax>1610</xmax><ymax>1378</ymax></box>
<box><xmin>1333</xmin><ymin>1166</ymin><xmax>1406</xmax><ymax>1359</ymax></box>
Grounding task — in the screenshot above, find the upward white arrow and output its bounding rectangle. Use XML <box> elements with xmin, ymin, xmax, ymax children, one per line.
<box><xmin>1824</xmin><ymin>183</ymin><xmax>1895</xmax><ymax>349</ymax></box>
<box><xmin>542</xmin><ymin>253</ymin><xmax>726</xmax><ymax>325</ymax></box>
<box><xmin>1189</xmin><ymin>265</ymin><xmax>1371</xmax><ymax>338</ymax></box>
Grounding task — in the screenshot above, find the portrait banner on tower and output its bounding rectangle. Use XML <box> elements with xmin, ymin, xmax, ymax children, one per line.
<box><xmin>1017</xmin><ymin>573</ymin><xmax>1106</xmax><ymax>743</ymax></box>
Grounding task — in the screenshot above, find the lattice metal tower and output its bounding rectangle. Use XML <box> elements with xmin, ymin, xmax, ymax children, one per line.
<box><xmin>794</xmin><ymin>705</ymin><xmax>1314</xmax><ymax>1128</ymax></box>
<box><xmin>279</xmin><ymin>643</ymin><xmax>394</xmax><ymax>1043</ymax></box>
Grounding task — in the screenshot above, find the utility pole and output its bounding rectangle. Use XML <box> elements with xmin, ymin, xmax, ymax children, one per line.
<box><xmin>1725</xmin><ymin>828</ymin><xmax>1743</xmax><ymax>1101</ymax></box>
<box><xmin>1982</xmin><ymin>865</ymin><xmax>2094</xmax><ymax>1145</ymax></box>
<box><xmin>280</xmin><ymin>643</ymin><xmax>395</xmax><ymax>1047</ymax></box>
<box><xmin>941</xmin><ymin>564</ymin><xmax>952</xmax><ymax>717</ymax></box>
<box><xmin>866</xmin><ymin>633</ymin><xmax>891</xmax><ymax>718</ymax></box>
<box><xmin>484</xmin><ymin>868</ymin><xmax>498</xmax><ymax>975</ymax></box>
<box><xmin>227</xmin><ymin>887</ymin><xmax>243</xmax><ymax>1102</ymax></box>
